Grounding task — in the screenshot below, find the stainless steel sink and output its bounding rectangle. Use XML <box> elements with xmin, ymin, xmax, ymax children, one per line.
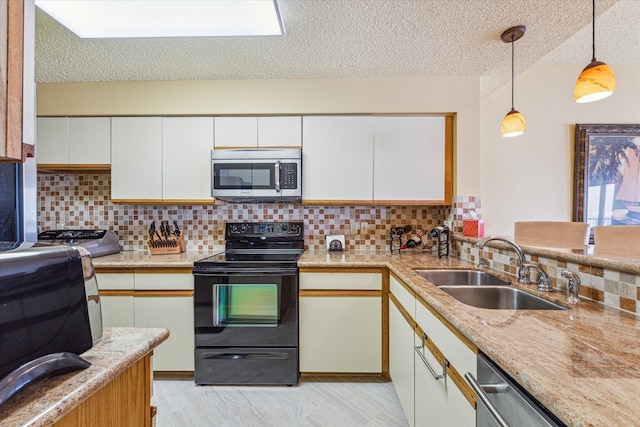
<box><xmin>438</xmin><ymin>286</ymin><xmax>567</xmax><ymax>310</ymax></box>
<box><xmin>413</xmin><ymin>269</ymin><xmax>511</xmax><ymax>287</ymax></box>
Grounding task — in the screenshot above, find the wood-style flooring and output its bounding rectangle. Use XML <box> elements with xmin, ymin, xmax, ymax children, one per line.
<box><xmin>152</xmin><ymin>375</ymin><xmax>409</xmax><ymax>427</ymax></box>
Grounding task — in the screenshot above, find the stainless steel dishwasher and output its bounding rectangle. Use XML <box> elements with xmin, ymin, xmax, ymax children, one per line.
<box><xmin>465</xmin><ymin>353</ymin><xmax>566</xmax><ymax>427</ymax></box>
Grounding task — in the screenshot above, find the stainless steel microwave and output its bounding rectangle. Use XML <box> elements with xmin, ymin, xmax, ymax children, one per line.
<box><xmin>211</xmin><ymin>149</ymin><xmax>302</xmax><ymax>203</ymax></box>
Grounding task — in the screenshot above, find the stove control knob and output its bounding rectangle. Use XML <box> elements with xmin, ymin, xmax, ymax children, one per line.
<box><xmin>289</xmin><ymin>224</ymin><xmax>300</xmax><ymax>234</ymax></box>
<box><xmin>240</xmin><ymin>224</ymin><xmax>249</xmax><ymax>233</ymax></box>
<box><xmin>281</xmin><ymin>224</ymin><xmax>288</xmax><ymax>232</ymax></box>
<box><xmin>229</xmin><ymin>224</ymin><xmax>240</xmax><ymax>234</ymax></box>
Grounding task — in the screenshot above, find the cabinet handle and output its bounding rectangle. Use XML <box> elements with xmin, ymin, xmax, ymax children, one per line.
<box><xmin>414</xmin><ymin>333</ymin><xmax>447</xmax><ymax>381</ymax></box>
<box><xmin>464</xmin><ymin>372</ymin><xmax>510</xmax><ymax>427</ymax></box>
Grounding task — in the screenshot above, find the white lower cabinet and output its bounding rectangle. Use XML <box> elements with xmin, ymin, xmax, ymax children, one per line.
<box><xmin>99</xmin><ymin>295</ymin><xmax>134</xmax><ymax>327</ymax></box>
<box><xmin>96</xmin><ymin>271</ymin><xmax>194</xmax><ymax>371</ymax></box>
<box><xmin>299</xmin><ymin>295</ymin><xmax>381</xmax><ymax>373</ymax></box>
<box><xmin>389</xmin><ymin>274</ymin><xmax>476</xmax><ymax>427</ymax></box>
<box><xmin>389</xmin><ymin>299</ymin><xmax>415</xmax><ymax>427</ymax></box>
<box><xmin>299</xmin><ymin>269</ymin><xmax>383</xmax><ymax>373</ymax></box>
<box><xmin>134</xmin><ymin>295</ymin><xmax>195</xmax><ymax>371</ymax></box>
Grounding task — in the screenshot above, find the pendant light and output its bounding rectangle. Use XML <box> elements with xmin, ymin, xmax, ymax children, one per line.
<box><xmin>500</xmin><ymin>25</ymin><xmax>526</xmax><ymax>138</ymax></box>
<box><xmin>574</xmin><ymin>0</ymin><xmax>615</xmax><ymax>103</ymax></box>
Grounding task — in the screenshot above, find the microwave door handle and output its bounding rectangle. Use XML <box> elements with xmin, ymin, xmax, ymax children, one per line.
<box><xmin>274</xmin><ymin>161</ymin><xmax>281</xmax><ymax>192</ymax></box>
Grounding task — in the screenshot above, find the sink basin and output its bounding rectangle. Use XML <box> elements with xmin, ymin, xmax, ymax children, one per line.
<box><xmin>438</xmin><ymin>286</ymin><xmax>567</xmax><ymax>310</ymax></box>
<box><xmin>413</xmin><ymin>269</ymin><xmax>511</xmax><ymax>287</ymax></box>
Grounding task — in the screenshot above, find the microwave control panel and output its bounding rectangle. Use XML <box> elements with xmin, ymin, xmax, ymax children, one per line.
<box><xmin>281</xmin><ymin>163</ymin><xmax>298</xmax><ymax>189</ymax></box>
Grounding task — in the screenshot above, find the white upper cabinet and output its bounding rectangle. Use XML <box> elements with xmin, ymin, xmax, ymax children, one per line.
<box><xmin>162</xmin><ymin>117</ymin><xmax>214</xmax><ymax>201</ymax></box>
<box><xmin>374</xmin><ymin>116</ymin><xmax>446</xmax><ymax>203</ymax></box>
<box><xmin>302</xmin><ymin>115</ymin><xmax>450</xmax><ymax>204</ymax></box>
<box><xmin>111</xmin><ymin>116</ymin><xmax>214</xmax><ymax>202</ymax></box>
<box><xmin>68</xmin><ymin>118</ymin><xmax>111</xmax><ymax>164</ymax></box>
<box><xmin>37</xmin><ymin>117</ymin><xmax>111</xmax><ymax>165</ymax></box>
<box><xmin>257</xmin><ymin>116</ymin><xmax>301</xmax><ymax>147</ymax></box>
<box><xmin>214</xmin><ymin>117</ymin><xmax>257</xmax><ymax>148</ymax></box>
<box><xmin>111</xmin><ymin>117</ymin><xmax>163</xmax><ymax>201</ymax></box>
<box><xmin>214</xmin><ymin>116</ymin><xmax>302</xmax><ymax>148</ymax></box>
<box><xmin>302</xmin><ymin>116</ymin><xmax>375</xmax><ymax>202</ymax></box>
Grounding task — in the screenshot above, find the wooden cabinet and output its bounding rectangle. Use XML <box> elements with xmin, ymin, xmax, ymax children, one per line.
<box><xmin>302</xmin><ymin>116</ymin><xmax>375</xmax><ymax>202</ymax></box>
<box><xmin>96</xmin><ymin>270</ymin><xmax>194</xmax><ymax>371</ymax></box>
<box><xmin>1</xmin><ymin>0</ymin><xmax>28</xmax><ymax>161</ymax></box>
<box><xmin>388</xmin><ymin>275</ymin><xmax>416</xmax><ymax>427</ymax></box>
<box><xmin>214</xmin><ymin>116</ymin><xmax>301</xmax><ymax>148</ymax></box>
<box><xmin>111</xmin><ymin>116</ymin><xmax>214</xmax><ymax>203</ymax></box>
<box><xmin>54</xmin><ymin>354</ymin><xmax>153</xmax><ymax>427</ymax></box>
<box><xmin>37</xmin><ymin>117</ymin><xmax>111</xmax><ymax>167</ymax></box>
<box><xmin>299</xmin><ymin>268</ymin><xmax>382</xmax><ymax>373</ymax></box>
<box><xmin>302</xmin><ymin>115</ymin><xmax>452</xmax><ymax>205</ymax></box>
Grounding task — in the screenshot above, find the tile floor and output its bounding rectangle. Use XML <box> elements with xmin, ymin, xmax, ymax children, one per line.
<box><xmin>152</xmin><ymin>375</ymin><xmax>409</xmax><ymax>427</ymax></box>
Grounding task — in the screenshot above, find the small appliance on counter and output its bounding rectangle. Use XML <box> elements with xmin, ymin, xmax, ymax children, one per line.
<box><xmin>37</xmin><ymin>229</ymin><xmax>120</xmax><ymax>258</ymax></box>
<box><xmin>0</xmin><ymin>246</ymin><xmax>103</xmax><ymax>407</ymax></box>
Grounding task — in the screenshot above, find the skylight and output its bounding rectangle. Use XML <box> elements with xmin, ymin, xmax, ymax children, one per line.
<box><xmin>35</xmin><ymin>0</ymin><xmax>285</xmax><ymax>38</ymax></box>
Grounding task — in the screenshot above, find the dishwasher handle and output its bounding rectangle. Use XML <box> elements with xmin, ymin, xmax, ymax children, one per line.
<box><xmin>465</xmin><ymin>372</ymin><xmax>510</xmax><ymax>427</ymax></box>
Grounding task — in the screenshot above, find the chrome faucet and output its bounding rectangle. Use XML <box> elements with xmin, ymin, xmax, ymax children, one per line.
<box><xmin>476</xmin><ymin>237</ymin><xmax>531</xmax><ymax>284</ymax></box>
<box><xmin>561</xmin><ymin>270</ymin><xmax>581</xmax><ymax>304</ymax></box>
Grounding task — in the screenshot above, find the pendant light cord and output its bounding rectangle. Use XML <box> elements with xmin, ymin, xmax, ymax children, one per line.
<box><xmin>591</xmin><ymin>0</ymin><xmax>596</xmax><ymax>61</ymax></box>
<box><xmin>511</xmin><ymin>34</ymin><xmax>515</xmax><ymax>110</ymax></box>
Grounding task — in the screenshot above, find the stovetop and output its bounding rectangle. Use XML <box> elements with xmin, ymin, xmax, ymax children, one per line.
<box><xmin>193</xmin><ymin>221</ymin><xmax>304</xmax><ymax>271</ymax></box>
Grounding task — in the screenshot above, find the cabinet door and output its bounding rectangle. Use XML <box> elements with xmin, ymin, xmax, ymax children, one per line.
<box><xmin>302</xmin><ymin>116</ymin><xmax>374</xmax><ymax>202</ymax></box>
<box><xmin>299</xmin><ymin>295</ymin><xmax>381</xmax><ymax>373</ymax></box>
<box><xmin>162</xmin><ymin>117</ymin><xmax>214</xmax><ymax>201</ymax></box>
<box><xmin>374</xmin><ymin>116</ymin><xmax>446</xmax><ymax>202</ymax></box>
<box><xmin>68</xmin><ymin>117</ymin><xmax>111</xmax><ymax>165</ymax></box>
<box><xmin>134</xmin><ymin>295</ymin><xmax>195</xmax><ymax>371</ymax></box>
<box><xmin>214</xmin><ymin>117</ymin><xmax>257</xmax><ymax>148</ymax></box>
<box><xmin>100</xmin><ymin>295</ymin><xmax>134</xmax><ymax>327</ymax></box>
<box><xmin>111</xmin><ymin>117</ymin><xmax>163</xmax><ymax>201</ymax></box>
<box><xmin>389</xmin><ymin>299</ymin><xmax>415</xmax><ymax>427</ymax></box>
<box><xmin>257</xmin><ymin>116</ymin><xmax>301</xmax><ymax>147</ymax></box>
<box><xmin>36</xmin><ymin>117</ymin><xmax>68</xmax><ymax>164</ymax></box>
<box><xmin>414</xmin><ymin>332</ymin><xmax>475</xmax><ymax>427</ymax></box>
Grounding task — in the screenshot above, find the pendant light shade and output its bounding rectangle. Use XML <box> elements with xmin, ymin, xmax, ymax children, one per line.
<box><xmin>501</xmin><ymin>108</ymin><xmax>526</xmax><ymax>138</ymax></box>
<box><xmin>574</xmin><ymin>0</ymin><xmax>615</xmax><ymax>103</ymax></box>
<box><xmin>500</xmin><ymin>25</ymin><xmax>526</xmax><ymax>138</ymax></box>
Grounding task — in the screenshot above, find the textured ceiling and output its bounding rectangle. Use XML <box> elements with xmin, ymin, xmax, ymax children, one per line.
<box><xmin>35</xmin><ymin>0</ymin><xmax>638</xmax><ymax>95</ymax></box>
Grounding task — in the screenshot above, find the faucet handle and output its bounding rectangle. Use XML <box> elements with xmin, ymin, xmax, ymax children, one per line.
<box><xmin>528</xmin><ymin>264</ymin><xmax>553</xmax><ymax>292</ymax></box>
<box><xmin>561</xmin><ymin>270</ymin><xmax>581</xmax><ymax>304</ymax></box>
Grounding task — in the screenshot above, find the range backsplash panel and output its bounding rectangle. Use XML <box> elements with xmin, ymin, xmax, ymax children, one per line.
<box><xmin>37</xmin><ymin>172</ymin><xmax>451</xmax><ymax>252</ymax></box>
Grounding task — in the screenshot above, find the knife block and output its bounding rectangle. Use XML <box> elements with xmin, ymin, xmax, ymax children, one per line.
<box><xmin>147</xmin><ymin>234</ymin><xmax>187</xmax><ymax>255</ymax></box>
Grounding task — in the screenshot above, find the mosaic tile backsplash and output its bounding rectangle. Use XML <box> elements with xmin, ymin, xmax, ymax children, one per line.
<box><xmin>453</xmin><ymin>239</ymin><xmax>640</xmax><ymax>316</ymax></box>
<box><xmin>37</xmin><ymin>172</ymin><xmax>451</xmax><ymax>252</ymax></box>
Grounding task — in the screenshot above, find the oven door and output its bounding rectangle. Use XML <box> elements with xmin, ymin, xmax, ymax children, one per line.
<box><xmin>194</xmin><ymin>268</ymin><xmax>298</xmax><ymax>347</ymax></box>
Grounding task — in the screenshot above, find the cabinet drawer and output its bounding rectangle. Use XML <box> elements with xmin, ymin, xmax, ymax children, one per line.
<box><xmin>135</xmin><ymin>273</ymin><xmax>194</xmax><ymax>290</ymax></box>
<box><xmin>390</xmin><ymin>274</ymin><xmax>415</xmax><ymax>318</ymax></box>
<box><xmin>415</xmin><ymin>299</ymin><xmax>476</xmax><ymax>378</ymax></box>
<box><xmin>100</xmin><ymin>295</ymin><xmax>134</xmax><ymax>327</ymax></box>
<box><xmin>96</xmin><ymin>273</ymin><xmax>134</xmax><ymax>290</ymax></box>
<box><xmin>299</xmin><ymin>272</ymin><xmax>381</xmax><ymax>290</ymax></box>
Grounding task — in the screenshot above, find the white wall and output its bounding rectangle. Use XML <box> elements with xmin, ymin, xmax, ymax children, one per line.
<box><xmin>36</xmin><ymin>77</ymin><xmax>482</xmax><ymax>196</ymax></box>
<box><xmin>480</xmin><ymin>63</ymin><xmax>640</xmax><ymax>236</ymax></box>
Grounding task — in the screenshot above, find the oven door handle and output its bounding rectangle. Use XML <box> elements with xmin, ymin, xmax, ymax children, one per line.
<box><xmin>193</xmin><ymin>268</ymin><xmax>298</xmax><ymax>276</ymax></box>
<box><xmin>202</xmin><ymin>352</ymin><xmax>289</xmax><ymax>360</ymax></box>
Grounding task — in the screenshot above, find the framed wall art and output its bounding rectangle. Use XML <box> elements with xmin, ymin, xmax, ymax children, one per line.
<box><xmin>573</xmin><ymin>124</ymin><xmax>640</xmax><ymax>228</ymax></box>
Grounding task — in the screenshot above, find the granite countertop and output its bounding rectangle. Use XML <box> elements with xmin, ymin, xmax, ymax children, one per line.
<box><xmin>302</xmin><ymin>250</ymin><xmax>640</xmax><ymax>427</ymax></box>
<box><xmin>90</xmin><ymin>249</ymin><xmax>640</xmax><ymax>426</ymax></box>
<box><xmin>92</xmin><ymin>249</ymin><xmax>221</xmax><ymax>269</ymax></box>
<box><xmin>0</xmin><ymin>327</ymin><xmax>169</xmax><ymax>427</ymax></box>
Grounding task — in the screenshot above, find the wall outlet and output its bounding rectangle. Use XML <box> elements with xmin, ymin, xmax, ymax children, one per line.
<box><xmin>360</xmin><ymin>222</ymin><xmax>369</xmax><ymax>233</ymax></box>
<box><xmin>350</xmin><ymin>222</ymin><xmax>359</xmax><ymax>234</ymax></box>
